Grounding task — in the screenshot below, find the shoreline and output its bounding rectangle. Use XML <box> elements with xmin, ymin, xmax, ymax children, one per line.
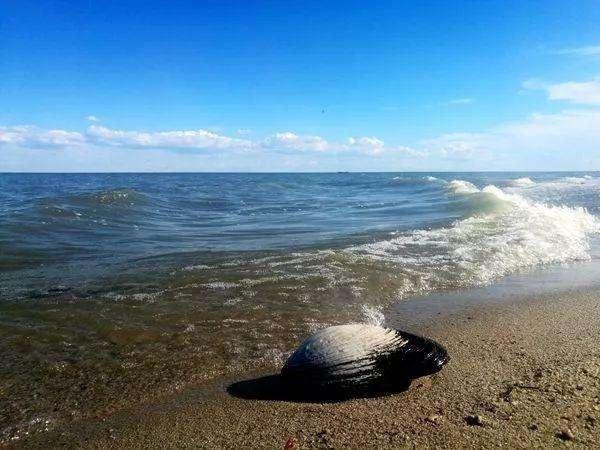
<box><xmin>14</xmin><ymin>286</ymin><xmax>600</xmax><ymax>448</ymax></box>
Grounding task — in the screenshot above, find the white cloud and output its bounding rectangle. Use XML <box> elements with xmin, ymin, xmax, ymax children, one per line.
<box><xmin>422</xmin><ymin>109</ymin><xmax>600</xmax><ymax>158</ymax></box>
<box><xmin>0</xmin><ymin>124</ymin><xmax>420</xmax><ymax>158</ymax></box>
<box><xmin>555</xmin><ymin>45</ymin><xmax>600</xmax><ymax>57</ymax></box>
<box><xmin>4</xmin><ymin>107</ymin><xmax>600</xmax><ymax>171</ymax></box>
<box><xmin>263</xmin><ymin>131</ymin><xmax>331</xmax><ymax>152</ymax></box>
<box><xmin>497</xmin><ymin>109</ymin><xmax>600</xmax><ymax>150</ymax></box>
<box><xmin>523</xmin><ymin>78</ymin><xmax>600</xmax><ymax>106</ymax></box>
<box><xmin>440</xmin><ymin>98</ymin><xmax>473</xmax><ymax>106</ymax></box>
<box><xmin>347</xmin><ymin>136</ymin><xmax>385</xmax><ymax>155</ymax></box>
<box><xmin>263</xmin><ymin>133</ymin><xmax>418</xmax><ymax>156</ymax></box>
<box><xmin>421</xmin><ymin>132</ymin><xmax>483</xmax><ymax>159</ymax></box>
<box><xmin>85</xmin><ymin>115</ymin><xmax>100</xmax><ymax>122</ymax></box>
<box><xmin>0</xmin><ymin>125</ymin><xmax>86</xmax><ymax>148</ymax></box>
<box><xmin>86</xmin><ymin>125</ymin><xmax>254</xmax><ymax>150</ymax></box>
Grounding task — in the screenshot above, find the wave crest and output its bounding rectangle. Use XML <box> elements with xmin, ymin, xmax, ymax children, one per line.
<box><xmin>510</xmin><ymin>177</ymin><xmax>535</xmax><ymax>187</ymax></box>
<box><xmin>352</xmin><ymin>181</ymin><xmax>600</xmax><ymax>289</ymax></box>
<box><xmin>447</xmin><ymin>179</ymin><xmax>479</xmax><ymax>195</ymax></box>
<box><xmin>79</xmin><ymin>189</ymin><xmax>144</xmax><ymax>206</ymax></box>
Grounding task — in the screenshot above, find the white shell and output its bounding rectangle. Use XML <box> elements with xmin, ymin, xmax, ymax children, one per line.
<box><xmin>282</xmin><ymin>323</ymin><xmax>448</xmax><ymax>394</ymax></box>
<box><xmin>284</xmin><ymin>324</ymin><xmax>407</xmax><ymax>382</ymax></box>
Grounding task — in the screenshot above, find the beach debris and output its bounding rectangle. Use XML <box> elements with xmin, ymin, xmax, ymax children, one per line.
<box><xmin>556</xmin><ymin>429</ymin><xmax>575</xmax><ymax>441</ymax></box>
<box><xmin>465</xmin><ymin>414</ymin><xmax>485</xmax><ymax>427</ymax></box>
<box><xmin>283</xmin><ymin>436</ymin><xmax>296</xmax><ymax>449</ymax></box>
<box><xmin>281</xmin><ymin>324</ymin><xmax>449</xmax><ymax>398</ymax></box>
<box><xmin>426</xmin><ymin>414</ymin><xmax>442</xmax><ymax>424</ymax></box>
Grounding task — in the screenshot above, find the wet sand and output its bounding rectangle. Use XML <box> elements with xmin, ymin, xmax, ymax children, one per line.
<box><xmin>14</xmin><ymin>288</ymin><xmax>600</xmax><ymax>448</ymax></box>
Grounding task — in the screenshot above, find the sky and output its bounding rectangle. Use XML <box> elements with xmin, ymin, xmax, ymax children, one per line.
<box><xmin>2</xmin><ymin>0</ymin><xmax>600</xmax><ymax>172</ymax></box>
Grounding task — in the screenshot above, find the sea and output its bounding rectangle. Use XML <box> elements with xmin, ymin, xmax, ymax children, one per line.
<box><xmin>1</xmin><ymin>172</ymin><xmax>600</xmax><ymax>440</ymax></box>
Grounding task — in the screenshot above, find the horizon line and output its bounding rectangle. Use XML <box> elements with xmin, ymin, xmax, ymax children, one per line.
<box><xmin>1</xmin><ymin>170</ymin><xmax>598</xmax><ymax>175</ymax></box>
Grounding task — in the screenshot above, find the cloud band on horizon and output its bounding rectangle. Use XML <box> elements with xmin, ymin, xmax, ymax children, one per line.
<box><xmin>3</xmin><ymin>75</ymin><xmax>600</xmax><ymax>171</ymax></box>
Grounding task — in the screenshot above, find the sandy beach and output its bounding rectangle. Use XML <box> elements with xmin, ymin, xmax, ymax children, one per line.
<box><xmin>13</xmin><ymin>287</ymin><xmax>600</xmax><ymax>448</ymax></box>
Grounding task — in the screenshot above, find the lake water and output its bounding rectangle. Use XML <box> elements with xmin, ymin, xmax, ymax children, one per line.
<box><xmin>1</xmin><ymin>172</ymin><xmax>600</xmax><ymax>440</ymax></box>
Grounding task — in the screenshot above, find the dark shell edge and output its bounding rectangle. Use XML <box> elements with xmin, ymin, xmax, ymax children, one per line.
<box><xmin>280</xmin><ymin>330</ymin><xmax>449</xmax><ymax>398</ymax></box>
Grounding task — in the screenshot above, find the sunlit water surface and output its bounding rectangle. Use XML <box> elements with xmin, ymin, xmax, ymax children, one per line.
<box><xmin>2</xmin><ymin>172</ymin><xmax>600</xmax><ymax>440</ymax></box>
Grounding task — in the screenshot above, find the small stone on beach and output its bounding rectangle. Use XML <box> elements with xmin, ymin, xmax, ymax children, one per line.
<box><xmin>556</xmin><ymin>429</ymin><xmax>574</xmax><ymax>441</ymax></box>
<box><xmin>465</xmin><ymin>414</ymin><xmax>485</xmax><ymax>427</ymax></box>
<box><xmin>426</xmin><ymin>414</ymin><xmax>441</xmax><ymax>424</ymax></box>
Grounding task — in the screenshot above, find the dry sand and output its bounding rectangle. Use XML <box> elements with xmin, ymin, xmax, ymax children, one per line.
<box><xmin>14</xmin><ymin>289</ymin><xmax>600</xmax><ymax>448</ymax></box>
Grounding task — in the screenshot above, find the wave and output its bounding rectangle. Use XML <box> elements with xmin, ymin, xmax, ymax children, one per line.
<box><xmin>72</xmin><ymin>188</ymin><xmax>145</xmax><ymax>207</ymax></box>
<box><xmin>5</xmin><ymin>173</ymin><xmax>600</xmax><ymax>304</ymax></box>
<box><xmin>351</xmin><ymin>180</ymin><xmax>600</xmax><ymax>290</ymax></box>
<box><xmin>50</xmin><ymin>188</ymin><xmax>146</xmax><ymax>220</ymax></box>
<box><xmin>535</xmin><ymin>175</ymin><xmax>594</xmax><ymax>190</ymax></box>
<box><xmin>563</xmin><ymin>175</ymin><xmax>593</xmax><ymax>184</ymax></box>
<box><xmin>391</xmin><ymin>175</ymin><xmax>440</xmax><ymax>187</ymax></box>
<box><xmin>447</xmin><ymin>179</ymin><xmax>479</xmax><ymax>195</ymax></box>
<box><xmin>36</xmin><ymin>189</ymin><xmax>145</xmax><ymax>220</ymax></box>
<box><xmin>506</xmin><ymin>175</ymin><xmax>598</xmax><ymax>204</ymax></box>
<box><xmin>39</xmin><ymin>205</ymin><xmax>83</xmax><ymax>218</ymax></box>
<box><xmin>510</xmin><ymin>177</ymin><xmax>535</xmax><ymax>187</ymax></box>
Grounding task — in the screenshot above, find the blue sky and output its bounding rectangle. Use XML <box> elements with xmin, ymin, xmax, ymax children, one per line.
<box><xmin>2</xmin><ymin>0</ymin><xmax>600</xmax><ymax>171</ymax></box>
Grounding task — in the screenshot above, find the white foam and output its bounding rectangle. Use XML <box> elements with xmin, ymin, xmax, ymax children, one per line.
<box><xmin>351</xmin><ymin>181</ymin><xmax>600</xmax><ymax>290</ymax></box>
<box><xmin>361</xmin><ymin>304</ymin><xmax>385</xmax><ymax>326</ymax></box>
<box><xmin>510</xmin><ymin>177</ymin><xmax>535</xmax><ymax>187</ymax></box>
<box><xmin>448</xmin><ymin>179</ymin><xmax>479</xmax><ymax>195</ymax></box>
<box><xmin>559</xmin><ymin>175</ymin><xmax>593</xmax><ymax>185</ymax></box>
<box><xmin>181</xmin><ymin>264</ymin><xmax>211</xmax><ymax>271</ymax></box>
<box><xmin>202</xmin><ymin>281</ymin><xmax>238</xmax><ymax>289</ymax></box>
<box><xmin>506</xmin><ymin>175</ymin><xmax>598</xmax><ymax>199</ymax></box>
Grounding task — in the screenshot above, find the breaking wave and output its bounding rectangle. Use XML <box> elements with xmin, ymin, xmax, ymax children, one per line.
<box><xmin>510</xmin><ymin>177</ymin><xmax>535</xmax><ymax>187</ymax></box>
<box><xmin>350</xmin><ymin>180</ymin><xmax>600</xmax><ymax>289</ymax></box>
<box><xmin>447</xmin><ymin>179</ymin><xmax>479</xmax><ymax>195</ymax></box>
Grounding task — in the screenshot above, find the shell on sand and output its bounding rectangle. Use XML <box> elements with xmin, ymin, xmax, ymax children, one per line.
<box><xmin>281</xmin><ymin>324</ymin><xmax>448</xmax><ymax>395</ymax></box>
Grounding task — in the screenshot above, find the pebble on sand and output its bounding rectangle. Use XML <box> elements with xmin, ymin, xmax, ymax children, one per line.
<box><xmin>426</xmin><ymin>414</ymin><xmax>442</xmax><ymax>424</ymax></box>
<box><xmin>465</xmin><ymin>415</ymin><xmax>485</xmax><ymax>427</ymax></box>
<box><xmin>556</xmin><ymin>429</ymin><xmax>575</xmax><ymax>441</ymax></box>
